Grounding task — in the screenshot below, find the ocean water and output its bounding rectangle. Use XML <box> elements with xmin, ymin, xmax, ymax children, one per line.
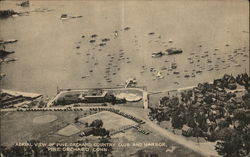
<box><xmin>0</xmin><ymin>0</ymin><xmax>249</xmax><ymax>97</ymax></box>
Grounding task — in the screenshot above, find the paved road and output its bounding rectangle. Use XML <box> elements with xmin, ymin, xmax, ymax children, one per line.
<box><xmin>115</xmin><ymin>106</ymin><xmax>220</xmax><ymax>157</ymax></box>
<box><xmin>143</xmin><ymin>115</ymin><xmax>219</xmax><ymax>157</ymax></box>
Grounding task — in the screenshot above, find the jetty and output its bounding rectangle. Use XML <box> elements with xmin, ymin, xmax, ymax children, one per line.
<box><xmin>0</xmin><ymin>50</ymin><xmax>15</xmax><ymax>58</ymax></box>
<box><xmin>0</xmin><ymin>39</ymin><xmax>18</xmax><ymax>44</ymax></box>
<box><xmin>1</xmin><ymin>89</ymin><xmax>42</xmax><ymax>108</ymax></box>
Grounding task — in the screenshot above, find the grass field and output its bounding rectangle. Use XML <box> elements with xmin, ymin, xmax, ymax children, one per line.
<box><xmin>0</xmin><ymin>111</ymin><xmax>85</xmax><ymax>146</ymax></box>
<box><xmin>79</xmin><ymin>111</ymin><xmax>136</xmax><ymax>130</ymax></box>
<box><xmin>1</xmin><ymin>110</ymin><xmax>203</xmax><ymax>157</ymax></box>
<box><xmin>57</xmin><ymin>124</ymin><xmax>81</xmax><ymax>136</ymax></box>
<box><xmin>33</xmin><ymin>115</ymin><xmax>57</xmax><ymax>124</ymax></box>
<box><xmin>0</xmin><ymin>110</ymin><xmax>136</xmax><ymax>146</ymax></box>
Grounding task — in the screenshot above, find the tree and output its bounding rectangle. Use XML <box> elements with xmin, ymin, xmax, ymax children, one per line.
<box><xmin>241</xmin><ymin>127</ymin><xmax>250</xmax><ymax>156</ymax></box>
<box><xmin>74</xmin><ymin>116</ymin><xmax>79</xmax><ymax>123</ymax></box>
<box><xmin>0</xmin><ymin>146</ymin><xmax>9</xmax><ymax>157</ymax></box>
<box><xmin>0</xmin><ymin>140</ymin><xmax>54</xmax><ymax>157</ymax></box>
<box><xmin>187</xmin><ymin>116</ymin><xmax>197</xmax><ymax>128</ymax></box>
<box><xmin>218</xmin><ymin>120</ymin><xmax>230</xmax><ymax>129</ymax></box>
<box><xmin>242</xmin><ymin>93</ymin><xmax>250</xmax><ymax>109</ymax></box>
<box><xmin>92</xmin><ymin>127</ymin><xmax>110</xmax><ymax>137</ymax></box>
<box><xmin>171</xmin><ymin>112</ymin><xmax>185</xmax><ymax>133</ymax></box>
<box><xmin>105</xmin><ymin>93</ymin><xmax>116</xmax><ymax>104</ymax></box>
<box><xmin>233</xmin><ymin>110</ymin><xmax>250</xmax><ymax>130</ymax></box>
<box><xmin>85</xmin><ymin>122</ymin><xmax>89</xmax><ymax>127</ymax></box>
<box><xmin>72</xmin><ymin>151</ymin><xmax>82</xmax><ymax>157</ymax></box>
<box><xmin>98</xmin><ymin>137</ymin><xmax>113</xmax><ymax>157</ymax></box>
<box><xmin>192</xmin><ymin>126</ymin><xmax>203</xmax><ymax>143</ymax></box>
<box><xmin>215</xmin><ymin>131</ymin><xmax>244</xmax><ymax>157</ymax></box>
<box><xmin>82</xmin><ymin>139</ymin><xmax>96</xmax><ymax>157</ymax></box>
<box><xmin>160</xmin><ymin>96</ymin><xmax>170</xmax><ymax>106</ymax></box>
<box><xmin>204</xmin><ymin>95</ymin><xmax>213</xmax><ymax>104</ymax></box>
<box><xmin>5</xmin><ymin>145</ymin><xmax>33</xmax><ymax>157</ymax></box>
<box><xmin>41</xmin><ymin>147</ymin><xmax>50</xmax><ymax>157</ymax></box>
<box><xmin>90</xmin><ymin>119</ymin><xmax>103</xmax><ymax>128</ymax></box>
<box><xmin>196</xmin><ymin>114</ymin><xmax>207</xmax><ymax>132</ymax></box>
<box><xmin>213</xmin><ymin>126</ymin><xmax>250</xmax><ymax>157</ymax></box>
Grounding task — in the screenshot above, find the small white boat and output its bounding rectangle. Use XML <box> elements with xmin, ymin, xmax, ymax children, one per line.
<box><xmin>156</xmin><ymin>71</ymin><xmax>162</xmax><ymax>77</ymax></box>
<box><xmin>158</xmin><ymin>76</ymin><xmax>164</xmax><ymax>79</ymax></box>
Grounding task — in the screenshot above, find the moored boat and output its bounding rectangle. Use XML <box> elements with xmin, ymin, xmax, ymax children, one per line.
<box><xmin>152</xmin><ymin>51</ymin><xmax>165</xmax><ymax>58</ymax></box>
<box><xmin>166</xmin><ymin>48</ymin><xmax>183</xmax><ymax>55</ymax></box>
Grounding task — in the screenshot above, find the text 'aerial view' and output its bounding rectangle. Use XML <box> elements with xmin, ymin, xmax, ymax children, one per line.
<box><xmin>0</xmin><ymin>0</ymin><xmax>249</xmax><ymax>157</ymax></box>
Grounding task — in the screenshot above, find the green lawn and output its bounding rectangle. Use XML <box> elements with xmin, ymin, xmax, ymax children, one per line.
<box><xmin>0</xmin><ymin>111</ymin><xmax>87</xmax><ymax>146</ymax></box>
<box><xmin>1</xmin><ymin>110</ymin><xmax>204</xmax><ymax>157</ymax></box>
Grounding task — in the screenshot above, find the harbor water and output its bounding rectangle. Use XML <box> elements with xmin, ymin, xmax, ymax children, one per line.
<box><xmin>0</xmin><ymin>0</ymin><xmax>249</xmax><ymax>97</ymax></box>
